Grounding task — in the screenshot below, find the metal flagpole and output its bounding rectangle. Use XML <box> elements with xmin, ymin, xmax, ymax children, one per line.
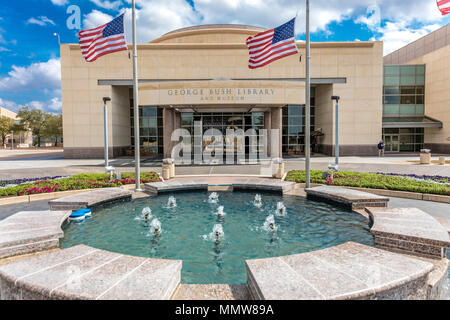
<box><xmin>132</xmin><ymin>0</ymin><xmax>142</xmax><ymax>191</ymax></box>
<box><xmin>305</xmin><ymin>0</ymin><xmax>311</xmax><ymax>188</ymax></box>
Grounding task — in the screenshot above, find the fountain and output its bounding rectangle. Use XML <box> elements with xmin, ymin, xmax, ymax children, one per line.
<box><xmin>275</xmin><ymin>202</ymin><xmax>287</xmax><ymax>216</ymax></box>
<box><xmin>253</xmin><ymin>194</ymin><xmax>263</xmax><ymax>208</ymax></box>
<box><xmin>209</xmin><ymin>192</ymin><xmax>219</xmax><ymax>203</ymax></box>
<box><xmin>167</xmin><ymin>196</ymin><xmax>177</xmax><ymax>208</ymax></box>
<box><xmin>150</xmin><ymin>218</ymin><xmax>162</xmax><ymax>235</ymax></box>
<box><xmin>142</xmin><ymin>207</ymin><xmax>152</xmax><ymax>221</ymax></box>
<box><xmin>263</xmin><ymin>214</ymin><xmax>277</xmax><ymax>231</ymax></box>
<box><xmin>216</xmin><ymin>206</ymin><xmax>226</xmax><ymax>217</ymax></box>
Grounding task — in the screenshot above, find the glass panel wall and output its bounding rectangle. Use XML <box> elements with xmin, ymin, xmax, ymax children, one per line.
<box><xmin>129</xmin><ymin>91</ymin><xmax>164</xmax><ymax>157</ymax></box>
<box><xmin>383</xmin><ymin>65</ymin><xmax>425</xmax><ymax>116</ymax></box>
<box><xmin>382</xmin><ymin>128</ymin><xmax>424</xmax><ymax>152</ymax></box>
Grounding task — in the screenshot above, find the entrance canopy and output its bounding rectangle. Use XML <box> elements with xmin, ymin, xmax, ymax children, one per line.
<box><xmin>382</xmin><ymin>116</ymin><xmax>443</xmax><ymax>128</ymax></box>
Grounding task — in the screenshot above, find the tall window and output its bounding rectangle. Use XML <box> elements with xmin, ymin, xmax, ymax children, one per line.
<box><xmin>282</xmin><ymin>88</ymin><xmax>315</xmax><ymax>156</ymax></box>
<box><xmin>383</xmin><ymin>65</ymin><xmax>425</xmax><ymax>116</ymax></box>
<box><xmin>130</xmin><ymin>90</ymin><xmax>163</xmax><ymax>157</ymax></box>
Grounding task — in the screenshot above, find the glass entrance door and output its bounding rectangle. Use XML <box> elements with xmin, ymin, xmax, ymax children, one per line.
<box><xmin>384</xmin><ymin>135</ymin><xmax>399</xmax><ymax>152</ymax></box>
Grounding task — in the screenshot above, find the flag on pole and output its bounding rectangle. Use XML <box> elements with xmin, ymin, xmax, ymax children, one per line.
<box><xmin>437</xmin><ymin>0</ymin><xmax>450</xmax><ymax>15</ymax></box>
<box><xmin>78</xmin><ymin>14</ymin><xmax>127</xmax><ymax>62</ymax></box>
<box><xmin>246</xmin><ymin>18</ymin><xmax>299</xmax><ymax>69</ymax></box>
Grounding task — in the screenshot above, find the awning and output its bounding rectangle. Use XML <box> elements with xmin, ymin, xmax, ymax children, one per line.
<box><xmin>382</xmin><ymin>115</ymin><xmax>443</xmax><ymax>128</ymax></box>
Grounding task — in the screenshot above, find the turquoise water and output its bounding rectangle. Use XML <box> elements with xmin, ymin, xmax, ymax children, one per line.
<box><xmin>60</xmin><ymin>191</ymin><xmax>374</xmax><ymax>284</ymax></box>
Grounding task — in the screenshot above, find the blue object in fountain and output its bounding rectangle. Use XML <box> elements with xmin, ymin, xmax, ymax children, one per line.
<box><xmin>61</xmin><ymin>191</ymin><xmax>373</xmax><ymax>284</ymax></box>
<box><xmin>68</xmin><ymin>208</ymin><xmax>92</xmax><ymax>222</ymax></box>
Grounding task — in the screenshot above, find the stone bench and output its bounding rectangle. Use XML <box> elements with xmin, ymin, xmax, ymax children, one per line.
<box><xmin>231</xmin><ymin>178</ymin><xmax>296</xmax><ymax>193</ymax></box>
<box><xmin>0</xmin><ymin>210</ymin><xmax>70</xmax><ymax>259</ymax></box>
<box><xmin>246</xmin><ymin>241</ymin><xmax>434</xmax><ymax>300</ymax></box>
<box><xmin>49</xmin><ymin>188</ymin><xmax>132</xmax><ymax>211</ymax></box>
<box><xmin>144</xmin><ymin>180</ymin><xmax>209</xmax><ymax>194</ymax></box>
<box><xmin>367</xmin><ymin>207</ymin><xmax>450</xmax><ymax>259</ymax></box>
<box><xmin>144</xmin><ymin>179</ymin><xmax>296</xmax><ymax>195</ymax></box>
<box><xmin>305</xmin><ymin>185</ymin><xmax>389</xmax><ymax>210</ymax></box>
<box><xmin>0</xmin><ymin>245</ymin><xmax>181</xmax><ymax>300</ymax></box>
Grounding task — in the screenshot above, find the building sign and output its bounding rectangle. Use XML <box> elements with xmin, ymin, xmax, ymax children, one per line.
<box><xmin>166</xmin><ymin>88</ymin><xmax>276</xmax><ymax>102</ymax></box>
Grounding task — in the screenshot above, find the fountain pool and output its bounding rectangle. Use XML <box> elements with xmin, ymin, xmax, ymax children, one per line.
<box><xmin>60</xmin><ymin>191</ymin><xmax>373</xmax><ymax>284</ymax></box>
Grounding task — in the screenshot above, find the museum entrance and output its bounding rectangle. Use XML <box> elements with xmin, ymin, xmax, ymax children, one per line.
<box><xmin>180</xmin><ymin>111</ymin><xmax>265</xmax><ymax>163</ymax></box>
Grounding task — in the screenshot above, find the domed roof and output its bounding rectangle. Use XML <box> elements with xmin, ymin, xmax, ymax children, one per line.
<box><xmin>151</xmin><ymin>24</ymin><xmax>267</xmax><ymax>44</ymax></box>
<box><xmin>162</xmin><ymin>24</ymin><xmax>266</xmax><ymax>36</ymax></box>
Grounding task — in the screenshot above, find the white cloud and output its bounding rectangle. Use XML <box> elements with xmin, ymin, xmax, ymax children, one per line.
<box><xmin>83</xmin><ymin>10</ymin><xmax>114</xmax><ymax>29</ymax></box>
<box><xmin>373</xmin><ymin>21</ymin><xmax>441</xmax><ymax>55</ymax></box>
<box><xmin>90</xmin><ymin>0</ymin><xmax>123</xmax><ymax>10</ymax></box>
<box><xmin>0</xmin><ymin>47</ymin><xmax>9</xmax><ymax>52</ymax></box>
<box><xmin>50</xmin><ymin>0</ymin><xmax>68</xmax><ymax>5</ymax></box>
<box><xmin>0</xmin><ymin>97</ymin><xmax>62</xmax><ymax>113</ymax></box>
<box><xmin>0</xmin><ymin>58</ymin><xmax>61</xmax><ymax>92</ymax></box>
<box><xmin>27</xmin><ymin>16</ymin><xmax>56</xmax><ymax>26</ymax></box>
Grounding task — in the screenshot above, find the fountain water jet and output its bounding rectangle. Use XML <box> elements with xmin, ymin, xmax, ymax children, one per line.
<box><xmin>253</xmin><ymin>194</ymin><xmax>263</xmax><ymax>208</ymax></box>
<box><xmin>150</xmin><ymin>218</ymin><xmax>162</xmax><ymax>235</ymax></box>
<box><xmin>142</xmin><ymin>207</ymin><xmax>152</xmax><ymax>220</ymax></box>
<box><xmin>216</xmin><ymin>206</ymin><xmax>226</xmax><ymax>217</ymax></box>
<box><xmin>275</xmin><ymin>202</ymin><xmax>287</xmax><ymax>216</ymax></box>
<box><xmin>263</xmin><ymin>214</ymin><xmax>277</xmax><ymax>231</ymax></box>
<box><xmin>209</xmin><ymin>192</ymin><xmax>219</xmax><ymax>203</ymax></box>
<box><xmin>213</xmin><ymin>224</ymin><xmax>224</xmax><ymax>242</ymax></box>
<box><xmin>167</xmin><ymin>196</ymin><xmax>177</xmax><ymax>208</ymax></box>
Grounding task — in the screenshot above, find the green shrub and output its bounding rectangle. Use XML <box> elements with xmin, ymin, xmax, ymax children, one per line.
<box><xmin>285</xmin><ymin>170</ymin><xmax>450</xmax><ymax>196</ymax></box>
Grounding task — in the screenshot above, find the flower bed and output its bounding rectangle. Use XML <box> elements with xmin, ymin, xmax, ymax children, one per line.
<box><xmin>0</xmin><ymin>176</ymin><xmax>67</xmax><ymax>188</ymax></box>
<box><xmin>373</xmin><ymin>172</ymin><xmax>450</xmax><ymax>186</ymax></box>
<box><xmin>285</xmin><ymin>170</ymin><xmax>450</xmax><ymax>196</ymax></box>
<box><xmin>0</xmin><ymin>172</ymin><xmax>160</xmax><ymax>198</ymax></box>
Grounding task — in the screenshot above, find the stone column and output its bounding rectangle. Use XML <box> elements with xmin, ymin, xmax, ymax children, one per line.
<box><xmin>163</xmin><ymin>108</ymin><xmax>174</xmax><ymax>158</ymax></box>
<box><xmin>264</xmin><ymin>111</ymin><xmax>272</xmax><ymax>158</ymax></box>
<box><xmin>270</xmin><ymin>107</ymin><xmax>282</xmax><ymax>158</ymax></box>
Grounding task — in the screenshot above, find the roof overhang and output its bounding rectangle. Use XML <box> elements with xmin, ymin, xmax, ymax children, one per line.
<box><xmin>382</xmin><ymin>116</ymin><xmax>443</xmax><ymax>128</ymax></box>
<box><xmin>98</xmin><ymin>78</ymin><xmax>347</xmax><ymax>86</ymax></box>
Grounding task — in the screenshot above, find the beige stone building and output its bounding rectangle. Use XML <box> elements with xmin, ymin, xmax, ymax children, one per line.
<box><xmin>383</xmin><ymin>23</ymin><xmax>449</xmax><ymax>154</ymax></box>
<box><xmin>60</xmin><ymin>24</ymin><xmax>386</xmax><ymax>159</ymax></box>
<box><xmin>0</xmin><ymin>107</ymin><xmax>32</xmax><ymax>148</ymax></box>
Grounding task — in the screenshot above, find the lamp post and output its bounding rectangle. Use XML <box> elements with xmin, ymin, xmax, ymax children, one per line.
<box><xmin>10</xmin><ymin>131</ymin><xmax>13</xmax><ymax>150</ymax></box>
<box><xmin>103</xmin><ymin>97</ymin><xmax>111</xmax><ymax>171</ymax></box>
<box><xmin>53</xmin><ymin>33</ymin><xmax>60</xmax><ymax>45</ymax></box>
<box><xmin>331</xmin><ymin>96</ymin><xmax>340</xmax><ymax>166</ymax></box>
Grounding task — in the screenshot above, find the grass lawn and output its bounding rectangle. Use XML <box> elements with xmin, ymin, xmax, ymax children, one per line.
<box><xmin>285</xmin><ymin>170</ymin><xmax>450</xmax><ymax>196</ymax></box>
<box><xmin>0</xmin><ymin>172</ymin><xmax>160</xmax><ymax>198</ymax></box>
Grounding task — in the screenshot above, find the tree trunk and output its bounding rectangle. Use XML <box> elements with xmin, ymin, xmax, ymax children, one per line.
<box><xmin>38</xmin><ymin>136</ymin><xmax>41</xmax><ymax>148</ymax></box>
<box><xmin>54</xmin><ymin>136</ymin><xmax>58</xmax><ymax>147</ymax></box>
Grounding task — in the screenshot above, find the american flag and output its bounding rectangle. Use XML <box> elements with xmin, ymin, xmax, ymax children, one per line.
<box><xmin>437</xmin><ymin>0</ymin><xmax>450</xmax><ymax>15</ymax></box>
<box><xmin>246</xmin><ymin>18</ymin><xmax>299</xmax><ymax>69</ymax></box>
<box><xmin>78</xmin><ymin>14</ymin><xmax>127</xmax><ymax>62</ymax></box>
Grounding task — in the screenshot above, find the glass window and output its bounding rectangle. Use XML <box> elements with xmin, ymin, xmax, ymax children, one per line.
<box><xmin>384</xmin><ymin>86</ymin><xmax>400</xmax><ymax>95</ymax></box>
<box><xmin>400</xmin><ymin>96</ymin><xmax>415</xmax><ymax>104</ymax></box>
<box><xmin>142</xmin><ymin>106</ymin><xmax>157</xmax><ymax>117</ymax></box>
<box><xmin>416</xmin><ymin>65</ymin><xmax>425</xmax><ymax>74</ymax></box>
<box><xmin>384</xmin><ymin>96</ymin><xmax>400</xmax><ymax>104</ymax></box>
<box><xmin>384</xmin><ymin>66</ymin><xmax>400</xmax><ymax>76</ymax></box>
<box><xmin>416</xmin><ymin>86</ymin><xmax>424</xmax><ymax>94</ymax></box>
<box><xmin>415</xmin><ymin>105</ymin><xmax>424</xmax><ymax>114</ymax></box>
<box><xmin>399</xmin><ymin>105</ymin><xmax>416</xmax><ymax>114</ymax></box>
<box><xmin>384</xmin><ymin>76</ymin><xmax>400</xmax><ymax>85</ymax></box>
<box><xmin>415</xmin><ymin>75</ymin><xmax>425</xmax><ymax>85</ymax></box>
<box><xmin>400</xmin><ymin>86</ymin><xmax>415</xmax><ymax>94</ymax></box>
<box><xmin>416</xmin><ymin>95</ymin><xmax>424</xmax><ymax>104</ymax></box>
<box><xmin>400</xmin><ymin>76</ymin><xmax>416</xmax><ymax>85</ymax></box>
<box><xmin>383</xmin><ymin>105</ymin><xmax>399</xmax><ymax>115</ymax></box>
<box><xmin>400</xmin><ymin>65</ymin><xmax>416</xmax><ymax>75</ymax></box>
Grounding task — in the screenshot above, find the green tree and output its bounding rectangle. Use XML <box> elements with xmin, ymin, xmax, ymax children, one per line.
<box><xmin>42</xmin><ymin>113</ymin><xmax>62</xmax><ymax>146</ymax></box>
<box><xmin>17</xmin><ymin>106</ymin><xmax>47</xmax><ymax>147</ymax></box>
<box><xmin>0</xmin><ymin>116</ymin><xmax>14</xmax><ymax>146</ymax></box>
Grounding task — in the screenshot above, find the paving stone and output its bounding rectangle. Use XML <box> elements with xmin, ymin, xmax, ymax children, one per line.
<box><xmin>306</xmin><ymin>185</ymin><xmax>389</xmax><ymax>209</ymax></box>
<box><xmin>367</xmin><ymin>207</ymin><xmax>450</xmax><ymax>258</ymax></box>
<box><xmin>246</xmin><ymin>242</ymin><xmax>433</xmax><ymax>300</ymax></box>
<box><xmin>0</xmin><ymin>245</ymin><xmax>181</xmax><ymax>300</ymax></box>
<box><xmin>49</xmin><ymin>188</ymin><xmax>132</xmax><ymax>211</ymax></box>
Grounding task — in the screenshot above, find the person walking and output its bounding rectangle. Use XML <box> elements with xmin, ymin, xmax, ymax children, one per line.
<box><xmin>377</xmin><ymin>140</ymin><xmax>385</xmax><ymax>157</ymax></box>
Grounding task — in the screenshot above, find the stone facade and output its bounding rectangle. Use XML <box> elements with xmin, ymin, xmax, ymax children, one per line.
<box><xmin>60</xmin><ymin>24</ymin><xmax>384</xmax><ymax>158</ymax></box>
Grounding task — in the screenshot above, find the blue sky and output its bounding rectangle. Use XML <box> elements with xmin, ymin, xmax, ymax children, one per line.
<box><xmin>0</xmin><ymin>0</ymin><xmax>448</xmax><ymax>113</ymax></box>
